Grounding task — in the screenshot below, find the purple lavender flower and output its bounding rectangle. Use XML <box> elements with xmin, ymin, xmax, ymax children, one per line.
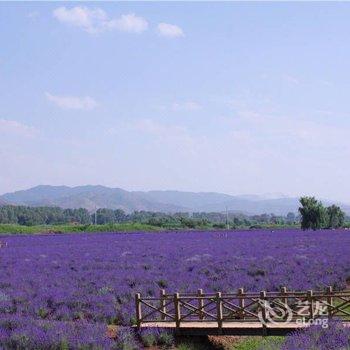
<box><xmin>282</xmin><ymin>320</ymin><xmax>350</xmax><ymax>350</ymax></box>
<box><xmin>0</xmin><ymin>229</ymin><xmax>349</xmax><ymax>348</ymax></box>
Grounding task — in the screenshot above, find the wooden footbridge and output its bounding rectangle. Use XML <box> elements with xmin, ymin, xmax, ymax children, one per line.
<box><xmin>135</xmin><ymin>287</ymin><xmax>350</xmax><ymax>336</ymax></box>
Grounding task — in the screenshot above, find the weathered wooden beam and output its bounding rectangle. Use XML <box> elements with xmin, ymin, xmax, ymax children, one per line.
<box><xmin>216</xmin><ymin>292</ymin><xmax>223</xmax><ymax>332</ymax></box>
<box><xmin>175</xmin><ymin>293</ymin><xmax>181</xmax><ymax>328</ymax></box>
<box><xmin>327</xmin><ymin>286</ymin><xmax>333</xmax><ymax>319</ymax></box>
<box><xmin>135</xmin><ymin>293</ymin><xmax>142</xmax><ymax>329</ymax></box>
<box><xmin>260</xmin><ymin>291</ymin><xmax>267</xmax><ymax>336</ymax></box>
<box><xmin>307</xmin><ymin>290</ymin><xmax>314</xmax><ymax>319</ymax></box>
<box><xmin>198</xmin><ymin>289</ymin><xmax>204</xmax><ymax>320</ymax></box>
<box><xmin>160</xmin><ymin>289</ymin><xmax>166</xmax><ymax>321</ymax></box>
<box><xmin>238</xmin><ymin>288</ymin><xmax>245</xmax><ymax>319</ymax></box>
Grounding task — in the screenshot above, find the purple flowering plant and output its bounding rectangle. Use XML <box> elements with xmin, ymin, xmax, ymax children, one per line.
<box><xmin>0</xmin><ymin>229</ymin><xmax>349</xmax><ymax>348</ymax></box>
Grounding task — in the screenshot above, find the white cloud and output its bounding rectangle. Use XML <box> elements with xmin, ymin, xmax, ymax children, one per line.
<box><xmin>232</xmin><ymin>103</ymin><xmax>350</xmax><ymax>151</ymax></box>
<box><xmin>284</xmin><ymin>74</ymin><xmax>300</xmax><ymax>85</ymax></box>
<box><xmin>27</xmin><ymin>11</ymin><xmax>39</xmax><ymax>19</ymax></box>
<box><xmin>53</xmin><ymin>7</ymin><xmax>107</xmax><ymax>34</ymax></box>
<box><xmin>0</xmin><ymin>119</ymin><xmax>38</xmax><ymax>137</ymax></box>
<box><xmin>108</xmin><ymin>14</ymin><xmax>148</xmax><ymax>33</ymax></box>
<box><xmin>53</xmin><ymin>7</ymin><xmax>148</xmax><ymax>34</ymax></box>
<box><xmin>157</xmin><ymin>23</ymin><xmax>184</xmax><ymax>38</ymax></box>
<box><xmin>125</xmin><ymin>118</ymin><xmax>199</xmax><ymax>155</ymax></box>
<box><xmin>45</xmin><ymin>92</ymin><xmax>98</xmax><ymax>110</ymax></box>
<box><xmin>172</xmin><ymin>101</ymin><xmax>202</xmax><ymax>111</ymax></box>
<box><xmin>129</xmin><ymin>119</ymin><xmax>182</xmax><ymax>137</ymax></box>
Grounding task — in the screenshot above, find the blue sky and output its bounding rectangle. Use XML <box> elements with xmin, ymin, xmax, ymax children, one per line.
<box><xmin>1</xmin><ymin>2</ymin><xmax>350</xmax><ymax>202</ymax></box>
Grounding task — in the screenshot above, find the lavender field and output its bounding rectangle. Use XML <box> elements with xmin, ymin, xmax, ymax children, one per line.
<box><xmin>1</xmin><ymin>229</ymin><xmax>350</xmax><ymax>349</ymax></box>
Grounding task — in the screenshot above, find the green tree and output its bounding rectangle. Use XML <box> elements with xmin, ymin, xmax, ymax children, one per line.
<box><xmin>286</xmin><ymin>212</ymin><xmax>296</xmax><ymax>223</ymax></box>
<box><xmin>298</xmin><ymin>197</ymin><xmax>326</xmax><ymax>230</ymax></box>
<box><xmin>326</xmin><ymin>205</ymin><xmax>345</xmax><ymax>229</ymax></box>
<box><xmin>96</xmin><ymin>208</ymin><xmax>116</xmax><ymax>224</ymax></box>
<box><xmin>114</xmin><ymin>209</ymin><xmax>126</xmax><ymax>222</ymax></box>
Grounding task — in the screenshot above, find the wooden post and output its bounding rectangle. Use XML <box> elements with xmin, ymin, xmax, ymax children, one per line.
<box><xmin>307</xmin><ymin>290</ymin><xmax>314</xmax><ymax>319</ymax></box>
<box><xmin>327</xmin><ymin>286</ymin><xmax>333</xmax><ymax>319</ymax></box>
<box><xmin>216</xmin><ymin>292</ymin><xmax>223</xmax><ymax>331</ymax></box>
<box><xmin>160</xmin><ymin>289</ymin><xmax>166</xmax><ymax>320</ymax></box>
<box><xmin>260</xmin><ymin>291</ymin><xmax>267</xmax><ymax>336</ymax></box>
<box><xmin>260</xmin><ymin>291</ymin><xmax>267</xmax><ymax>323</ymax></box>
<box><xmin>198</xmin><ymin>289</ymin><xmax>204</xmax><ymax>320</ymax></box>
<box><xmin>174</xmin><ymin>293</ymin><xmax>181</xmax><ymax>328</ymax></box>
<box><xmin>135</xmin><ymin>293</ymin><xmax>142</xmax><ymax>329</ymax></box>
<box><xmin>281</xmin><ymin>286</ymin><xmax>287</xmax><ymax>306</ymax></box>
<box><xmin>238</xmin><ymin>288</ymin><xmax>245</xmax><ymax>319</ymax></box>
<box><xmin>281</xmin><ymin>286</ymin><xmax>287</xmax><ymax>320</ymax></box>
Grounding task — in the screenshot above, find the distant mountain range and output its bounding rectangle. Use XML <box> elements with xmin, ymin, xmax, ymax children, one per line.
<box><xmin>1</xmin><ymin>185</ymin><xmax>349</xmax><ymax>216</ymax></box>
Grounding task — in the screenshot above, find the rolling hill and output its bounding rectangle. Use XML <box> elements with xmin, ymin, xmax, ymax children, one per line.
<box><xmin>0</xmin><ymin>185</ymin><xmax>183</xmax><ymax>213</ymax></box>
<box><xmin>1</xmin><ymin>185</ymin><xmax>349</xmax><ymax>215</ymax></box>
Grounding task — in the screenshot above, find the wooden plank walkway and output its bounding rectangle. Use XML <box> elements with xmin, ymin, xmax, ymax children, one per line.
<box><xmin>135</xmin><ymin>287</ymin><xmax>350</xmax><ymax>336</ymax></box>
<box><xmin>137</xmin><ymin>321</ymin><xmax>350</xmax><ymax>336</ymax></box>
<box><xmin>136</xmin><ymin>321</ymin><xmax>307</xmax><ymax>336</ymax></box>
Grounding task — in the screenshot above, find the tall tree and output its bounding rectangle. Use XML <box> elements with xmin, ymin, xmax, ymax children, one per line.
<box><xmin>326</xmin><ymin>205</ymin><xmax>345</xmax><ymax>229</ymax></box>
<box><xmin>299</xmin><ymin>197</ymin><xmax>326</xmax><ymax>230</ymax></box>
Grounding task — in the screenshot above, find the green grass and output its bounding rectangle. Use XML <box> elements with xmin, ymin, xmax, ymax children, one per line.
<box><xmin>173</xmin><ymin>336</ymin><xmax>285</xmax><ymax>350</ymax></box>
<box><xmin>0</xmin><ymin>223</ymin><xmax>299</xmax><ymax>235</ymax></box>
<box><xmin>0</xmin><ymin>223</ymin><xmax>162</xmax><ymax>235</ymax></box>
<box><xmin>176</xmin><ymin>342</ymin><xmax>201</xmax><ymax>350</ymax></box>
<box><xmin>175</xmin><ymin>338</ymin><xmax>213</xmax><ymax>350</ymax></box>
<box><xmin>231</xmin><ymin>337</ymin><xmax>284</xmax><ymax>350</ymax></box>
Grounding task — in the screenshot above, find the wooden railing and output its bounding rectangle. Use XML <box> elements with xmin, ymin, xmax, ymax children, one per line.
<box><xmin>135</xmin><ymin>287</ymin><xmax>350</xmax><ymax>329</ymax></box>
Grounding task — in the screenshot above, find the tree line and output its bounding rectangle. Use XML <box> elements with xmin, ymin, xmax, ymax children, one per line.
<box><xmin>0</xmin><ymin>206</ymin><xmax>92</xmax><ymax>226</ymax></box>
<box><xmin>0</xmin><ymin>205</ymin><xmax>298</xmax><ymax>228</ymax></box>
<box><xmin>0</xmin><ymin>198</ymin><xmax>346</xmax><ymax>230</ymax></box>
<box><xmin>299</xmin><ymin>196</ymin><xmax>345</xmax><ymax>230</ymax></box>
